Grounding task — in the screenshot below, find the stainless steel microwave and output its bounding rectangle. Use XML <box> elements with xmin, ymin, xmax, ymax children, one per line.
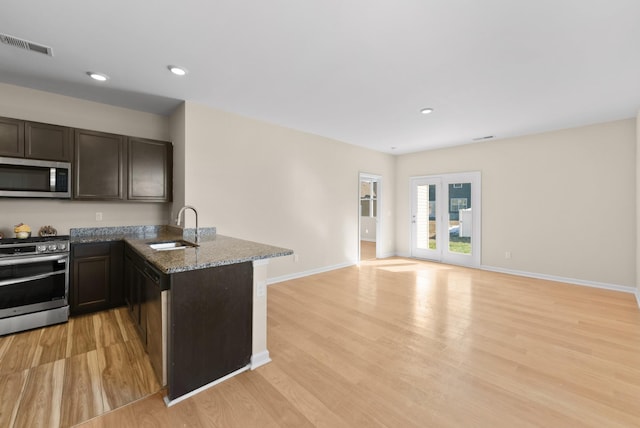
<box><xmin>0</xmin><ymin>156</ymin><xmax>71</xmax><ymax>198</ymax></box>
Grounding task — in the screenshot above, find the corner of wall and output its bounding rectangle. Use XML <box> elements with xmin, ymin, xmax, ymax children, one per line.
<box><xmin>169</xmin><ymin>103</ymin><xmax>186</xmax><ymax>220</ymax></box>
<box><xmin>636</xmin><ymin>110</ymin><xmax>640</xmax><ymax>298</ymax></box>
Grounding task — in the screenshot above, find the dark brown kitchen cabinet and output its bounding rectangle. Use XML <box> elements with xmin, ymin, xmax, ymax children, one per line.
<box><xmin>71</xmin><ymin>241</ymin><xmax>124</xmax><ymax>315</ymax></box>
<box><xmin>74</xmin><ymin>129</ymin><xmax>126</xmax><ymax>200</ymax></box>
<box><xmin>0</xmin><ymin>116</ymin><xmax>72</xmax><ymax>161</ymax></box>
<box><xmin>0</xmin><ymin>117</ymin><xmax>25</xmax><ymax>157</ymax></box>
<box><xmin>128</xmin><ymin>137</ymin><xmax>172</xmax><ymax>202</ymax></box>
<box><xmin>25</xmin><ymin>121</ymin><xmax>72</xmax><ymax>161</ymax></box>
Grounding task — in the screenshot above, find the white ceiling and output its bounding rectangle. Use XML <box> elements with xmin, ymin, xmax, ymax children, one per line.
<box><xmin>1</xmin><ymin>0</ymin><xmax>639</xmax><ymax>154</ymax></box>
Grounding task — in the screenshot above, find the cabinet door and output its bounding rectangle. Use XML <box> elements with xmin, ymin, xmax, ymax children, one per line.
<box><xmin>128</xmin><ymin>137</ymin><xmax>172</xmax><ymax>202</ymax></box>
<box><xmin>0</xmin><ymin>117</ymin><xmax>25</xmax><ymax>157</ymax></box>
<box><xmin>74</xmin><ymin>129</ymin><xmax>125</xmax><ymax>199</ymax></box>
<box><xmin>72</xmin><ymin>243</ymin><xmax>111</xmax><ymax>314</ymax></box>
<box><xmin>25</xmin><ymin>122</ymin><xmax>72</xmax><ymax>161</ymax></box>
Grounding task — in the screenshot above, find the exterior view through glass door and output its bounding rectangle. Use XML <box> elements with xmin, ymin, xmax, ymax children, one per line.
<box><xmin>411</xmin><ymin>172</ymin><xmax>481</xmax><ymax>267</ymax></box>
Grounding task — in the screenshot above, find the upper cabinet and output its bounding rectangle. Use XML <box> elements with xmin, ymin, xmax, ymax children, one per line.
<box><xmin>74</xmin><ymin>129</ymin><xmax>126</xmax><ymax>200</ymax></box>
<box><xmin>0</xmin><ymin>116</ymin><xmax>71</xmax><ymax>161</ymax></box>
<box><xmin>0</xmin><ymin>117</ymin><xmax>24</xmax><ymax>157</ymax></box>
<box><xmin>128</xmin><ymin>137</ymin><xmax>172</xmax><ymax>202</ymax></box>
<box><xmin>74</xmin><ymin>130</ymin><xmax>172</xmax><ymax>202</ymax></box>
<box><xmin>25</xmin><ymin>121</ymin><xmax>73</xmax><ymax>161</ymax></box>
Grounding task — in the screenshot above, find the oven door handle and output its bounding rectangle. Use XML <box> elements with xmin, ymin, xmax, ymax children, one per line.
<box><xmin>0</xmin><ymin>270</ymin><xmax>66</xmax><ymax>288</ymax></box>
<box><xmin>0</xmin><ymin>254</ymin><xmax>68</xmax><ymax>267</ymax></box>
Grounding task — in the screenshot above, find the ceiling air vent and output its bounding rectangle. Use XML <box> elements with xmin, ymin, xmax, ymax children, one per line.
<box><xmin>0</xmin><ymin>33</ymin><xmax>53</xmax><ymax>56</ymax></box>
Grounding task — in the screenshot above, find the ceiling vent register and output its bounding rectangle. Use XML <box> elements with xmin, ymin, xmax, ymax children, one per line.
<box><xmin>0</xmin><ymin>33</ymin><xmax>53</xmax><ymax>56</ymax></box>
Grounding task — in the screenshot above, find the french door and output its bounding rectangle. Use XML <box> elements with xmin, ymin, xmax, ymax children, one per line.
<box><xmin>411</xmin><ymin>172</ymin><xmax>481</xmax><ymax>267</ymax></box>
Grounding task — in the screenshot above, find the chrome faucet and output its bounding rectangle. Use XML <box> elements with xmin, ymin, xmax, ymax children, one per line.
<box><xmin>176</xmin><ymin>205</ymin><xmax>199</xmax><ymax>243</ymax></box>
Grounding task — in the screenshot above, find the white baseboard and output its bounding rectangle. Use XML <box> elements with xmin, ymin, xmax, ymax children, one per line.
<box><xmin>481</xmin><ymin>265</ymin><xmax>636</xmax><ymax>294</ymax></box>
<box><xmin>163</xmin><ymin>364</ymin><xmax>250</xmax><ymax>407</ymax></box>
<box><xmin>376</xmin><ymin>251</ymin><xmax>397</xmax><ymax>259</ymax></box>
<box><xmin>250</xmin><ymin>350</ymin><xmax>271</xmax><ymax>369</ymax></box>
<box><xmin>267</xmin><ymin>261</ymin><xmax>355</xmax><ymax>285</ymax></box>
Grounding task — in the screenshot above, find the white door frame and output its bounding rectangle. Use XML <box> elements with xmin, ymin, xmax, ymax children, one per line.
<box><xmin>410</xmin><ymin>171</ymin><xmax>481</xmax><ymax>267</ymax></box>
<box><xmin>359</xmin><ymin>172</ymin><xmax>382</xmax><ymax>261</ymax></box>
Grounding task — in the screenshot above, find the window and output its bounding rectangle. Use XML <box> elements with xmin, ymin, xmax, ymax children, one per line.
<box><xmin>450</xmin><ymin>198</ymin><xmax>467</xmax><ymax>212</ymax></box>
<box><xmin>360</xmin><ymin>180</ymin><xmax>377</xmax><ymax>217</ymax></box>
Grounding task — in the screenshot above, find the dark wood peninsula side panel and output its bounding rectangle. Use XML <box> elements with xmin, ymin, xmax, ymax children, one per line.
<box><xmin>168</xmin><ymin>262</ymin><xmax>253</xmax><ymax>400</ymax></box>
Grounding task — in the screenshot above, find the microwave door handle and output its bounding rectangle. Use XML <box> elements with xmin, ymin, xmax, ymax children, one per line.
<box><xmin>0</xmin><ymin>254</ymin><xmax>68</xmax><ymax>267</ymax></box>
<box><xmin>0</xmin><ymin>270</ymin><xmax>66</xmax><ymax>288</ymax></box>
<box><xmin>50</xmin><ymin>167</ymin><xmax>56</xmax><ymax>192</ymax></box>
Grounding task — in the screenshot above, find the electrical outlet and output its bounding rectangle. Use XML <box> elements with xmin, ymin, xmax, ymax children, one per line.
<box><xmin>293</xmin><ymin>254</ymin><xmax>299</xmax><ymax>263</ymax></box>
<box><xmin>257</xmin><ymin>281</ymin><xmax>266</xmax><ymax>297</ymax></box>
<box><xmin>505</xmin><ymin>251</ymin><xmax>512</xmax><ymax>259</ymax></box>
<box><xmin>95</xmin><ymin>212</ymin><xmax>103</xmax><ymax>221</ymax></box>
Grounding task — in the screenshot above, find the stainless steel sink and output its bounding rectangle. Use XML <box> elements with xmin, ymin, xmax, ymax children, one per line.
<box><xmin>148</xmin><ymin>240</ymin><xmax>199</xmax><ymax>251</ymax></box>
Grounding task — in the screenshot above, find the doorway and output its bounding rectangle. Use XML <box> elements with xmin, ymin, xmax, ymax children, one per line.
<box><xmin>359</xmin><ymin>173</ymin><xmax>382</xmax><ymax>261</ymax></box>
<box><xmin>410</xmin><ymin>172</ymin><xmax>481</xmax><ymax>267</ymax></box>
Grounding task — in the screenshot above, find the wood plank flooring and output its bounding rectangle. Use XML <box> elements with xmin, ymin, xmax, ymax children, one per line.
<box><xmin>77</xmin><ymin>258</ymin><xmax>640</xmax><ymax>427</ymax></box>
<box><xmin>0</xmin><ymin>307</ymin><xmax>160</xmax><ymax>428</ymax></box>
<box><xmin>360</xmin><ymin>240</ymin><xmax>376</xmax><ymax>260</ymax></box>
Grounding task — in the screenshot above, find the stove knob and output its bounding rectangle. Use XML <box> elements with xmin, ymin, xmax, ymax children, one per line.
<box><xmin>58</xmin><ymin>243</ymin><xmax>67</xmax><ymax>250</ymax></box>
<box><xmin>48</xmin><ymin>244</ymin><xmax>57</xmax><ymax>251</ymax></box>
<box><xmin>37</xmin><ymin>244</ymin><xmax>47</xmax><ymax>252</ymax></box>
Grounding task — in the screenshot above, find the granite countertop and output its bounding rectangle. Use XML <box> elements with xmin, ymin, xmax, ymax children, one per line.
<box><xmin>70</xmin><ymin>225</ymin><xmax>293</xmax><ymax>274</ymax></box>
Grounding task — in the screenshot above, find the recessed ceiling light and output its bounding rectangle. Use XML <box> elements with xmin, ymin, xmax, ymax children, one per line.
<box><xmin>420</xmin><ymin>108</ymin><xmax>434</xmax><ymax>115</ymax></box>
<box><xmin>168</xmin><ymin>65</ymin><xmax>187</xmax><ymax>76</ymax></box>
<box><xmin>87</xmin><ymin>72</ymin><xmax>108</xmax><ymax>82</ymax></box>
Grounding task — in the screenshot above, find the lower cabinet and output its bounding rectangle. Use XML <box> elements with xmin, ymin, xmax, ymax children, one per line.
<box><xmin>71</xmin><ymin>242</ymin><xmax>123</xmax><ymax>315</ymax></box>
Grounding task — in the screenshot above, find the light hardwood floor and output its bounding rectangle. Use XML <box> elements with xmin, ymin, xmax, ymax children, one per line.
<box><xmin>360</xmin><ymin>240</ymin><xmax>376</xmax><ymax>260</ymax></box>
<box><xmin>0</xmin><ymin>307</ymin><xmax>160</xmax><ymax>428</ymax></box>
<box><xmin>76</xmin><ymin>257</ymin><xmax>640</xmax><ymax>427</ymax></box>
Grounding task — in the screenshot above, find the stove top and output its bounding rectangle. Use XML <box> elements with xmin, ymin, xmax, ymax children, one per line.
<box><xmin>0</xmin><ymin>235</ymin><xmax>70</xmax><ymax>246</ymax></box>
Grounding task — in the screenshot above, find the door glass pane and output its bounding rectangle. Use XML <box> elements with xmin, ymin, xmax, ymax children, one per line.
<box><xmin>416</xmin><ymin>184</ymin><xmax>436</xmax><ymax>250</ymax></box>
<box><xmin>449</xmin><ymin>183</ymin><xmax>472</xmax><ymax>254</ymax></box>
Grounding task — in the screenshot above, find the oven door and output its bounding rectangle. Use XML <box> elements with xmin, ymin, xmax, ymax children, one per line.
<box><xmin>0</xmin><ymin>253</ymin><xmax>69</xmax><ymax>319</ymax></box>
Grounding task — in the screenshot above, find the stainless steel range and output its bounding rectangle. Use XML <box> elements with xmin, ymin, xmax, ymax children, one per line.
<box><xmin>0</xmin><ymin>235</ymin><xmax>70</xmax><ymax>335</ymax></box>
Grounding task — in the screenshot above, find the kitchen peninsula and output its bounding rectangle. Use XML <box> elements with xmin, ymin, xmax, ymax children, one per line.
<box><xmin>70</xmin><ymin>225</ymin><xmax>292</xmax><ymax>403</ymax></box>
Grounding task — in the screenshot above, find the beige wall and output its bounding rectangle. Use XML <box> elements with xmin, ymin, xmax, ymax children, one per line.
<box><xmin>0</xmin><ymin>83</ymin><xmax>171</xmax><ymax>236</ymax></box>
<box><xmin>169</xmin><ymin>102</ymin><xmax>186</xmax><ymax>219</ymax></box>
<box><xmin>637</xmin><ymin>110</ymin><xmax>640</xmax><ymax>298</ymax></box>
<box><xmin>396</xmin><ymin>118</ymin><xmax>637</xmax><ymax>288</ymax></box>
<box><xmin>179</xmin><ymin>101</ymin><xmax>396</xmax><ymax>279</ymax></box>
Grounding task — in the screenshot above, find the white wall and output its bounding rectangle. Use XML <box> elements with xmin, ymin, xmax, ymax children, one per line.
<box><xmin>0</xmin><ymin>83</ymin><xmax>172</xmax><ymax>235</ymax></box>
<box><xmin>396</xmin><ymin>118</ymin><xmax>636</xmax><ymax>288</ymax></box>
<box><xmin>179</xmin><ymin>101</ymin><xmax>395</xmax><ymax>280</ymax></box>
